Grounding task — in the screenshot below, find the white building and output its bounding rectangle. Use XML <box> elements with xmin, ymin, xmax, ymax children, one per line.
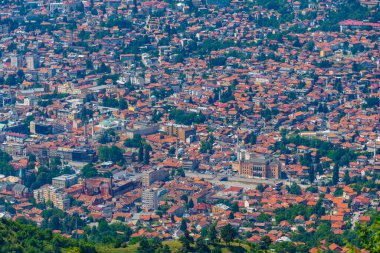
<box><xmin>142</xmin><ymin>188</ymin><xmax>158</xmax><ymax>210</ymax></box>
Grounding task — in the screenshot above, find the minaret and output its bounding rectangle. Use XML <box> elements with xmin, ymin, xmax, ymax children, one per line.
<box><xmin>61</xmin><ymin>155</ymin><xmax>64</xmax><ymax>170</ymax></box>
<box><xmin>109</xmin><ymin>175</ymin><xmax>113</xmax><ymax>197</ymax></box>
<box><xmin>84</xmin><ymin>123</ymin><xmax>87</xmax><ymax>144</ymax></box>
<box><xmin>91</xmin><ymin>119</ymin><xmax>94</xmax><ymax>140</ymax></box>
<box><xmin>374</xmin><ymin>140</ymin><xmax>377</xmax><ymax>162</ymax></box>
<box><xmin>326</xmin><ymin>116</ymin><xmax>330</xmax><ymax>130</ymax></box>
<box><xmin>236</xmin><ymin>134</ymin><xmax>240</xmax><ymax>160</ymax></box>
<box><xmin>175</xmin><ymin>138</ymin><xmax>179</xmax><ymax>158</ymax></box>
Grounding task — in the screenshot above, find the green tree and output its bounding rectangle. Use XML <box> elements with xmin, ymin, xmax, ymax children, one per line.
<box><xmin>138</xmin><ymin>146</ymin><xmax>144</xmax><ymax>162</ymax></box>
<box><xmin>169</xmin><ymin>109</ymin><xmax>206</xmax><ymax>125</ymax></box>
<box><xmin>257</xmin><ymin>213</ymin><xmax>271</xmax><ymax>222</ymax></box>
<box><xmin>256</xmin><ymin>184</ymin><xmax>265</xmax><ymax>192</ymax></box>
<box><xmin>309</xmin><ymin>166</ymin><xmax>315</xmax><ymax>183</ymax></box>
<box><xmin>144</xmin><ymin>148</ymin><xmax>150</xmax><ymax>165</ymax></box>
<box><xmin>211</xmin><ymin>246</ymin><xmax>222</xmax><ymax>253</ymax></box>
<box><xmin>0</xmin><ymin>150</ymin><xmax>13</xmax><ymax>176</ymax></box>
<box><xmin>98</xmin><ymin>130</ymin><xmax>118</xmax><ymax>144</ymax></box>
<box><xmin>188</xmin><ymin>199</ymin><xmax>194</xmax><ymax>209</ymax></box>
<box><xmin>0</xmin><ymin>218</ymin><xmax>96</xmax><ymax>253</ymax></box>
<box><xmin>179</xmin><ymin>230</ymin><xmax>194</xmax><ymax>252</ymax></box>
<box><xmin>195</xmin><ymin>237</ymin><xmax>210</xmax><ymax>253</ymax></box>
<box><xmin>246</xmin><ymin>133</ymin><xmax>257</xmax><ymax>145</ymax></box>
<box><xmin>118</xmin><ymin>98</ymin><xmax>128</xmax><ymax>110</ymax></box>
<box><xmin>49</xmin><ymin>215</ymin><xmax>61</xmax><ymax>230</ymax></box>
<box><xmin>98</xmin><ymin>145</ymin><xmax>125</xmax><ymax>164</ymax></box>
<box><xmin>180</xmin><ymin>219</ymin><xmax>187</xmax><ymax>231</ymax></box>
<box><xmin>220</xmin><ymin>224</ymin><xmax>237</xmax><ymax>246</ymax></box>
<box><xmin>208</xmin><ymin>224</ymin><xmax>218</xmax><ymax>244</ymax></box>
<box><xmin>86</xmin><ymin>59</ymin><xmax>93</xmax><ymax>69</ymax></box>
<box><xmin>307</xmin><ymin>40</ymin><xmax>315</xmax><ymax>51</ymax></box>
<box><xmin>7</xmin><ymin>42</ymin><xmax>17</xmax><ymax>51</ymax></box>
<box><xmin>231</xmin><ymin>202</ymin><xmax>239</xmax><ymax>213</ymax></box>
<box><xmin>98</xmin><ymin>62</ymin><xmax>110</xmax><ymax>73</ymax></box>
<box><xmin>81</xmin><ymin>163</ymin><xmax>98</xmax><ymax>178</ymax></box>
<box><xmin>5</xmin><ymin>74</ymin><xmax>17</xmax><ymax>86</ymax></box>
<box><xmin>156</xmin><ymin>245</ymin><xmax>171</xmax><ymax>253</ymax></box>
<box><xmin>248</xmin><ymin>242</ymin><xmax>260</xmax><ymax>253</ymax></box>
<box><xmin>137</xmin><ymin>237</ymin><xmax>151</xmax><ymax>253</ymax></box>
<box><xmin>356</xmin><ymin>214</ymin><xmax>380</xmax><ymax>252</ymax></box>
<box><xmin>334</xmin><ymin>187</ymin><xmax>343</xmax><ymax>197</ymax></box>
<box><xmin>287</xmin><ymin>182</ymin><xmax>302</xmax><ymax>195</ymax></box>
<box><xmin>177</xmin><ymin>168</ymin><xmax>186</xmax><ymax>177</ymax></box>
<box><xmin>332</xmin><ymin>164</ymin><xmax>339</xmax><ymax>185</ymax></box>
<box><xmin>344</xmin><ymin>170</ymin><xmax>350</xmax><ymax>185</ymax></box>
<box><xmin>259</xmin><ymin>235</ymin><xmax>272</xmax><ymax>252</ymax></box>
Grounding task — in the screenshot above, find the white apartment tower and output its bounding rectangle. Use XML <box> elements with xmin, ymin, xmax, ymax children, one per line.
<box><xmin>142</xmin><ymin>188</ymin><xmax>158</xmax><ymax>210</ymax></box>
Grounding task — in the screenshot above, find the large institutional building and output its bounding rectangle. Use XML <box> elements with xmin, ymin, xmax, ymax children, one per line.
<box><xmin>164</xmin><ymin>123</ymin><xmax>196</xmax><ymax>142</ymax></box>
<box><xmin>52</xmin><ymin>174</ymin><xmax>78</xmax><ymax>189</ymax></box>
<box><xmin>142</xmin><ymin>168</ymin><xmax>169</xmax><ymax>186</ymax></box>
<box><xmin>236</xmin><ymin>152</ymin><xmax>281</xmax><ymax>179</ymax></box>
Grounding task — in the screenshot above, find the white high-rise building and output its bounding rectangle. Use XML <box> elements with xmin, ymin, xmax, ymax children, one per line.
<box><xmin>26</xmin><ymin>54</ymin><xmax>39</xmax><ymax>70</ymax></box>
<box><xmin>142</xmin><ymin>188</ymin><xmax>158</xmax><ymax>210</ymax></box>
<box><xmin>10</xmin><ymin>54</ymin><xmax>22</xmax><ymax>68</ymax></box>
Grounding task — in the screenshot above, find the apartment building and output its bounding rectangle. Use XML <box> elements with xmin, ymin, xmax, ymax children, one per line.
<box><xmin>142</xmin><ymin>188</ymin><xmax>158</xmax><ymax>210</ymax></box>
<box><xmin>33</xmin><ymin>186</ymin><xmax>70</xmax><ymax>210</ymax></box>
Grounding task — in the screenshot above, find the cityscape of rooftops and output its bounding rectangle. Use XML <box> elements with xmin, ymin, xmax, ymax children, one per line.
<box><xmin>0</xmin><ymin>0</ymin><xmax>379</xmax><ymax>252</ymax></box>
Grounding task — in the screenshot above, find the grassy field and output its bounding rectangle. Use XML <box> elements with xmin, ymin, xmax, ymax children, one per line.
<box><xmin>96</xmin><ymin>241</ymin><xmax>181</xmax><ymax>253</ymax></box>
<box><xmin>96</xmin><ymin>241</ymin><xmax>249</xmax><ymax>253</ymax></box>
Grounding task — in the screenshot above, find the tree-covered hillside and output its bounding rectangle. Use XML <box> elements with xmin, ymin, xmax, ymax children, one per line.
<box><xmin>1</xmin><ymin>214</ymin><xmax>379</xmax><ymax>253</ymax></box>
<box><xmin>0</xmin><ymin>218</ymin><xmax>97</xmax><ymax>253</ymax></box>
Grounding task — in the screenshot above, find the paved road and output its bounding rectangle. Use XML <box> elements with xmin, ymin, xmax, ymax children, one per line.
<box><xmin>185</xmin><ymin>171</ymin><xmax>297</xmax><ymax>190</ymax></box>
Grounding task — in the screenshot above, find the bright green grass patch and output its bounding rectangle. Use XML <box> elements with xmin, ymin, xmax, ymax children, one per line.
<box><xmin>96</xmin><ymin>241</ymin><xmax>250</xmax><ymax>253</ymax></box>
